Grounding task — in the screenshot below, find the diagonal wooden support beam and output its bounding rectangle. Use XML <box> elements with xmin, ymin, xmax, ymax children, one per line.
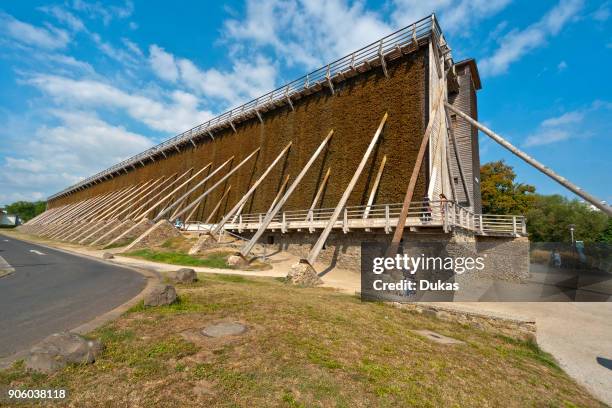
<box><xmin>139</xmin><ymin>164</ymin><xmax>211</xmax><ymax>221</ymax></box>
<box><xmin>170</xmin><ymin>148</ymin><xmax>261</xmax><ymax>223</ymax></box>
<box><xmin>48</xmin><ymin>190</ymin><xmax>122</xmax><ymax>239</ymax></box>
<box><xmin>78</xmin><ymin>178</ymin><xmax>168</xmax><ymax>244</ymax></box>
<box><xmin>39</xmin><ymin>197</ymin><xmax>100</xmax><ymax>236</ymax></box>
<box><xmin>153</xmin><ymin>157</ymin><xmax>234</xmax><ymax>222</ymax></box>
<box><xmin>307</xmin><ymin>167</ymin><xmax>330</xmax><ymax>220</ymax></box>
<box><xmin>268</xmin><ymin>174</ymin><xmax>291</xmax><ymax>214</ymax></box>
<box><xmin>445</xmin><ymin>109</ymin><xmax>470</xmax><ymax>206</ymax></box>
<box><xmin>103</xmin><ymin>177</ymin><xmax>166</xmax><ymax>221</ymax></box>
<box><xmin>363</xmin><ymin>155</ymin><xmax>386</xmax><ymax>219</ymax></box>
<box><xmin>306</xmin><ymin>113</ymin><xmax>387</xmax><ymax>266</ymax></box>
<box><xmin>126</xmin><ymin>168</ymin><xmax>194</xmax><ymax>219</ymax></box>
<box><xmin>113</xmin><ymin>173</ymin><xmax>176</xmax><ymax>221</ymax></box>
<box><xmin>240</xmin><ymin>130</ymin><xmax>333</xmax><ymax>257</ymax></box>
<box><xmin>68</xmin><ymin>181</ymin><xmax>155</xmax><ymax>242</ymax></box>
<box><xmin>211</xmin><ymin>142</ymin><xmax>292</xmax><ymax>236</ymax></box>
<box><xmin>57</xmin><ymin>187</ymin><xmax>136</xmax><ymax>241</ymax></box>
<box><xmin>445</xmin><ymin>102</ymin><xmax>612</xmax><ymax>216</ymax></box>
<box><xmin>387</xmin><ymin>86</ymin><xmax>445</xmax><ymax>256</ymax></box>
<box><xmin>190</xmin><ymin>185</ymin><xmax>232</xmax><ymax>226</ymax></box>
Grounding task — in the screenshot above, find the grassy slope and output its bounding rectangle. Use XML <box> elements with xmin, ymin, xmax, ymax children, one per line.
<box><xmin>0</xmin><ymin>274</ymin><xmax>601</xmax><ymax>407</ymax></box>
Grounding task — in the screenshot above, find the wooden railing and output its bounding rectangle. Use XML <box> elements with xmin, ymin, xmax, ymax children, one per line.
<box><xmin>184</xmin><ymin>200</ymin><xmax>526</xmax><ymax>236</ymax></box>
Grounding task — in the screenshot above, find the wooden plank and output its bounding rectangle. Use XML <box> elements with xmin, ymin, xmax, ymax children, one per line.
<box><xmin>388</xmin><ymin>85</ymin><xmax>444</xmax><ymax>256</ymax></box>
<box><xmin>140</xmin><ymin>165</ymin><xmax>211</xmax><ymax>221</ymax></box>
<box><xmin>306</xmin><ymin>113</ymin><xmax>387</xmax><ymax>266</ymax></box>
<box><xmin>446</xmin><ymin>102</ymin><xmax>612</xmax><ymax>216</ymax></box>
<box><xmin>126</xmin><ymin>168</ymin><xmax>193</xmax><ymax>219</ymax></box>
<box><xmin>240</xmin><ymin>130</ymin><xmax>333</xmax><ymax>258</ymax></box>
<box><xmin>153</xmin><ymin>158</ymin><xmax>233</xmax><ymax>222</ymax></box>
<box><xmin>307</xmin><ymin>167</ymin><xmax>331</xmax><ymax>219</ymax></box>
<box><xmin>363</xmin><ymin>155</ymin><xmax>386</xmax><ymax>219</ymax></box>
<box><xmin>211</xmin><ymin>142</ymin><xmax>292</xmax><ymax>236</ymax></box>
<box><xmin>269</xmin><ymin>174</ymin><xmax>291</xmax><ymax>214</ymax></box>
<box><xmin>200</xmin><ymin>185</ymin><xmax>232</xmax><ymax>225</ymax></box>
<box><xmin>171</xmin><ymin>148</ymin><xmax>261</xmax><ymax>222</ymax></box>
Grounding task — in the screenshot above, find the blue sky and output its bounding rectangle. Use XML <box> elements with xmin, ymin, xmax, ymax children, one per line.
<box><xmin>0</xmin><ymin>0</ymin><xmax>610</xmax><ymax>206</ymax></box>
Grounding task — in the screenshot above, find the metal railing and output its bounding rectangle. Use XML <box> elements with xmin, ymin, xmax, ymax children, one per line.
<box><xmin>184</xmin><ymin>200</ymin><xmax>526</xmax><ymax>236</ymax></box>
<box><xmin>48</xmin><ymin>15</ymin><xmax>440</xmax><ymax>201</ymax></box>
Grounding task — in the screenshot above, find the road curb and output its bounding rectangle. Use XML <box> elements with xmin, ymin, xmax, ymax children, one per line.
<box><xmin>0</xmin><ymin>234</ymin><xmax>162</xmax><ymax>369</ymax></box>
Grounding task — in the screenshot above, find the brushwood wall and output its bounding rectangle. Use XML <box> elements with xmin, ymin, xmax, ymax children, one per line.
<box><xmin>49</xmin><ymin>47</ymin><xmax>429</xmax><ymax>221</ymax></box>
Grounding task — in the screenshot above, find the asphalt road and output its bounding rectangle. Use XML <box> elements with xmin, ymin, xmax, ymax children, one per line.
<box><xmin>0</xmin><ymin>234</ymin><xmax>146</xmax><ymax>358</ymax></box>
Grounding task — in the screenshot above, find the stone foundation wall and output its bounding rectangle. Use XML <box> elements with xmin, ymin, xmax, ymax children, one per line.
<box><xmin>476</xmin><ymin>236</ymin><xmax>530</xmax><ymax>282</ymax></box>
<box><xmin>238</xmin><ymin>228</ymin><xmax>530</xmax><ymax>282</ymax></box>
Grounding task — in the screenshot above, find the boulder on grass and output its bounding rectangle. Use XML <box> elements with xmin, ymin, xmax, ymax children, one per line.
<box><xmin>102</xmin><ymin>252</ymin><xmax>114</xmax><ymax>259</ymax></box>
<box><xmin>227</xmin><ymin>254</ymin><xmax>248</xmax><ymax>268</ymax></box>
<box><xmin>25</xmin><ymin>332</ymin><xmax>104</xmax><ymax>373</ymax></box>
<box><xmin>287</xmin><ymin>262</ymin><xmax>322</xmax><ymax>287</ymax></box>
<box><xmin>144</xmin><ymin>284</ymin><xmax>177</xmax><ymax>307</ymax></box>
<box><xmin>171</xmin><ymin>268</ymin><xmax>197</xmax><ymax>284</ymax></box>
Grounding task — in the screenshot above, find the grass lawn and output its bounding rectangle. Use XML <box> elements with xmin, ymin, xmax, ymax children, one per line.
<box><xmin>0</xmin><ymin>274</ymin><xmax>601</xmax><ymax>407</ymax></box>
<box><xmin>122</xmin><ymin>236</ymin><xmax>270</xmax><ymax>270</ymax></box>
<box><xmin>123</xmin><ymin>249</ymin><xmax>234</xmax><ymax>269</ymax></box>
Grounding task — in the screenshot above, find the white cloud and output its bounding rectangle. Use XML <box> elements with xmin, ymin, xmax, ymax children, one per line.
<box><xmin>39</xmin><ymin>5</ymin><xmax>86</xmax><ymax>32</ymax></box>
<box><xmin>148</xmin><ymin>45</ymin><xmax>277</xmax><ymax>106</ymax></box>
<box><xmin>92</xmin><ymin>33</ymin><xmax>139</xmax><ymax>65</ymax></box>
<box><xmin>26</xmin><ymin>74</ymin><xmax>213</xmax><ymax>133</ymax></box>
<box><xmin>177</xmin><ymin>56</ymin><xmax>277</xmax><ymax>105</ymax></box>
<box><xmin>224</xmin><ymin>0</ymin><xmax>392</xmax><ymax>68</ymax></box>
<box><xmin>71</xmin><ymin>0</ymin><xmax>134</xmax><ymax>25</ymax></box>
<box><xmin>391</xmin><ymin>0</ymin><xmax>512</xmax><ymax>35</ymax></box>
<box><xmin>524</xmin><ymin>128</ymin><xmax>571</xmax><ymax>146</ymax></box>
<box><xmin>557</xmin><ymin>60</ymin><xmax>567</xmax><ymax>71</ymax></box>
<box><xmin>0</xmin><ymin>12</ymin><xmax>70</xmax><ymax>50</ymax></box>
<box><xmin>541</xmin><ymin>111</ymin><xmax>583</xmax><ymax>127</ymax></box>
<box><xmin>149</xmin><ymin>45</ymin><xmax>179</xmax><ymax>82</ymax></box>
<box><xmin>0</xmin><ymin>111</ymin><xmax>152</xmax><ymax>203</ymax></box>
<box><xmin>480</xmin><ymin>0</ymin><xmax>583</xmax><ymax>76</ymax></box>
<box><xmin>523</xmin><ymin>101</ymin><xmax>610</xmax><ymax>147</ymax></box>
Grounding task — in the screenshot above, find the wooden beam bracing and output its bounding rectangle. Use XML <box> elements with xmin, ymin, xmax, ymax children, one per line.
<box><xmin>363</xmin><ymin>155</ymin><xmax>386</xmax><ymax>219</ymax></box>
<box><xmin>211</xmin><ymin>142</ymin><xmax>292</xmax><ymax>235</ymax></box>
<box><xmin>171</xmin><ymin>148</ymin><xmax>261</xmax><ymax>223</ymax></box>
<box><xmin>153</xmin><ymin>158</ymin><xmax>234</xmax><ymax>222</ymax></box>
<box><xmin>306</xmin><ymin>113</ymin><xmax>387</xmax><ymax>266</ymax></box>
<box><xmin>240</xmin><ymin>130</ymin><xmax>333</xmax><ymax>257</ymax></box>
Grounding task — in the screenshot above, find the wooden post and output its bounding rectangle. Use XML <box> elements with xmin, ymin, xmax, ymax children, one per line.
<box><xmin>306</xmin><ymin>167</ymin><xmax>331</xmax><ymax>220</ymax></box>
<box><xmin>154</xmin><ymin>158</ymin><xmax>234</xmax><ymax>222</ymax></box>
<box><xmin>363</xmin><ymin>155</ymin><xmax>386</xmax><ymax>219</ymax></box>
<box><xmin>388</xmin><ymin>86</ymin><xmax>444</xmax><ymax>257</ymax></box>
<box><xmin>268</xmin><ymin>174</ymin><xmax>291</xmax><ymax>214</ymax></box>
<box><xmin>446</xmin><ymin>102</ymin><xmax>612</xmax><ymax>216</ymax></box>
<box><xmin>240</xmin><ymin>130</ymin><xmax>333</xmax><ymax>257</ymax></box>
<box><xmin>170</xmin><ymin>148</ymin><xmax>261</xmax><ymax>223</ymax></box>
<box><xmin>202</xmin><ymin>185</ymin><xmax>232</xmax><ymax>225</ymax></box>
<box><xmin>139</xmin><ymin>164</ymin><xmax>211</xmax><ymax>221</ymax></box>
<box><xmin>306</xmin><ymin>114</ymin><xmax>386</xmax><ymax>266</ymax></box>
<box><xmin>55</xmin><ymin>187</ymin><xmax>136</xmax><ymax>240</ymax></box>
<box><xmin>210</xmin><ymin>142</ymin><xmax>292</xmax><ymax>236</ymax></box>
<box><xmin>126</xmin><ymin>168</ymin><xmax>193</xmax><ymax>219</ymax></box>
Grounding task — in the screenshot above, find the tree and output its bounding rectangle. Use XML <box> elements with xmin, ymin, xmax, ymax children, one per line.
<box><xmin>480</xmin><ymin>160</ymin><xmax>536</xmax><ymax>215</ymax></box>
<box><xmin>526</xmin><ymin>195</ymin><xmax>609</xmax><ymax>243</ymax></box>
<box><xmin>5</xmin><ymin>201</ymin><xmax>46</xmax><ymax>222</ymax></box>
